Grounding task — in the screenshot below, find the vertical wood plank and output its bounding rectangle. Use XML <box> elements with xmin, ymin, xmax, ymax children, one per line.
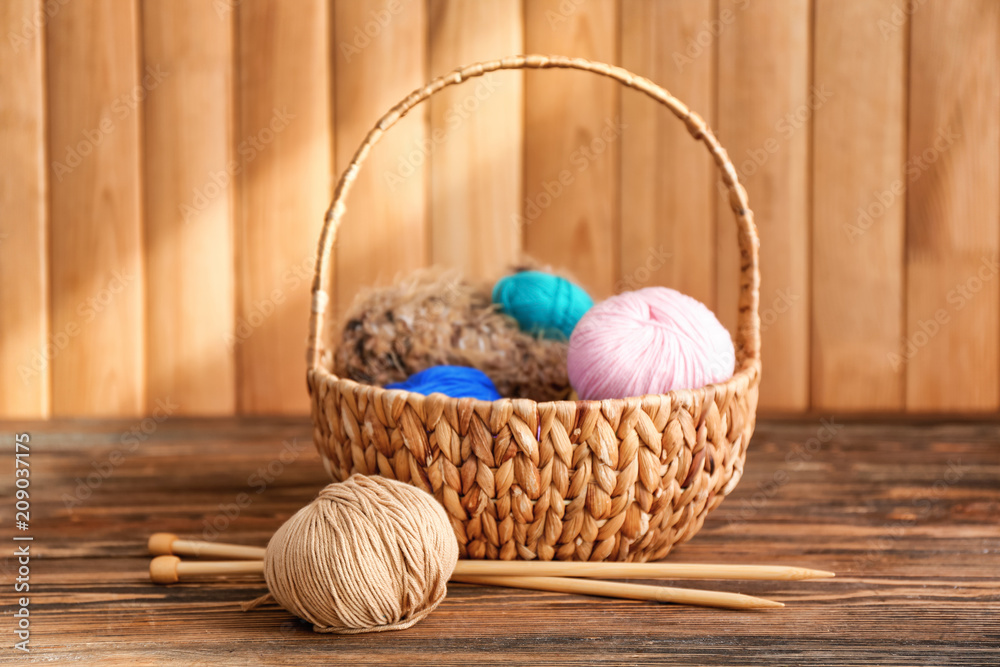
<box><xmin>332</xmin><ymin>0</ymin><xmax>428</xmax><ymax>324</ymax></box>
<box><xmin>142</xmin><ymin>0</ymin><xmax>235</xmax><ymax>415</ymax></box>
<box><xmin>523</xmin><ymin>0</ymin><xmax>619</xmax><ymax>299</ymax></box>
<box><xmin>428</xmin><ymin>0</ymin><xmax>522</xmax><ymax>281</ymax></box>
<box><xmin>47</xmin><ymin>0</ymin><xmax>145</xmax><ymax>417</ymax></box>
<box><xmin>0</xmin><ymin>0</ymin><xmax>48</xmax><ymax>418</ymax></box>
<box><xmin>716</xmin><ymin>0</ymin><xmax>810</xmax><ymax>412</ymax></box>
<box><xmin>811</xmin><ymin>0</ymin><xmax>906</xmax><ymax>412</ymax></box>
<box><xmin>237</xmin><ymin>0</ymin><xmax>332</xmax><ymax>414</ymax></box>
<box><xmin>620</xmin><ymin>0</ymin><xmax>715</xmax><ymax>305</ymax></box>
<box><xmin>905</xmin><ymin>2</ymin><xmax>999</xmax><ymax>412</ymax></box>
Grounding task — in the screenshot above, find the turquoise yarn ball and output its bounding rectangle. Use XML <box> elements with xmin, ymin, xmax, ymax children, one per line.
<box><xmin>492</xmin><ymin>271</ymin><xmax>594</xmax><ymax>340</ymax></box>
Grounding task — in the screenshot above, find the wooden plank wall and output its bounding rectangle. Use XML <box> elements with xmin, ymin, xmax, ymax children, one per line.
<box><xmin>236</xmin><ymin>0</ymin><xmax>331</xmax><ymax>414</ymax></box>
<box><xmin>0</xmin><ymin>0</ymin><xmax>998</xmax><ymax>418</ymax></box>
<box><xmin>524</xmin><ymin>0</ymin><xmax>619</xmax><ymax>298</ymax></box>
<box><xmin>0</xmin><ymin>0</ymin><xmax>49</xmax><ymax>417</ymax></box>
<box><xmin>621</xmin><ymin>0</ymin><xmax>715</xmax><ymax>309</ymax></box>
<box><xmin>429</xmin><ymin>0</ymin><xmax>523</xmax><ymax>280</ymax></box>
<box><xmin>143</xmin><ymin>0</ymin><xmax>236</xmax><ymax>415</ymax></box>
<box><xmin>332</xmin><ymin>0</ymin><xmax>428</xmax><ymax>326</ymax></box>
<box><xmin>716</xmin><ymin>0</ymin><xmax>811</xmax><ymax>413</ymax></box>
<box><xmin>905</xmin><ymin>1</ymin><xmax>1000</xmax><ymax>412</ymax></box>
<box><xmin>46</xmin><ymin>0</ymin><xmax>145</xmax><ymax>417</ymax></box>
<box><xmin>812</xmin><ymin>0</ymin><xmax>906</xmax><ymax>412</ymax></box>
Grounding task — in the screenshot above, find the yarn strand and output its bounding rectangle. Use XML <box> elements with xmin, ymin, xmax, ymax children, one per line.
<box><xmin>240</xmin><ymin>592</ymin><xmax>273</xmax><ymax>612</ymax></box>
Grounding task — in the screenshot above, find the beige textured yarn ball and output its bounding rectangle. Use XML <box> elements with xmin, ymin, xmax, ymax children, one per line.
<box><xmin>262</xmin><ymin>474</ymin><xmax>459</xmax><ymax>634</ymax></box>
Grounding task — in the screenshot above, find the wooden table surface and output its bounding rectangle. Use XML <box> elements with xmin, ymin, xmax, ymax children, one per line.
<box><xmin>1</xmin><ymin>418</ymin><xmax>997</xmax><ymax>665</ymax></box>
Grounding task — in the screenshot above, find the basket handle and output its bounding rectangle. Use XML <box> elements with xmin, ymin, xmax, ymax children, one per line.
<box><xmin>308</xmin><ymin>55</ymin><xmax>760</xmax><ymax>373</ymax></box>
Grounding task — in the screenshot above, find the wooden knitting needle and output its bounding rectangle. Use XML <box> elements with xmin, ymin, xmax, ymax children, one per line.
<box><xmin>451</xmin><ymin>575</ymin><xmax>783</xmax><ymax>610</ymax></box>
<box><xmin>149</xmin><ymin>556</ymin><xmax>782</xmax><ymax>610</ymax></box>
<box><xmin>149</xmin><ymin>533</ymin><xmax>266</xmax><ymax>560</ymax></box>
<box><xmin>148</xmin><ymin>534</ymin><xmax>833</xmax><ymax>581</ymax></box>
<box><xmin>150</xmin><ymin>556</ymin><xmax>263</xmax><ymax>584</ymax></box>
<box><xmin>454</xmin><ymin>560</ymin><xmax>832</xmax><ymax>581</ymax></box>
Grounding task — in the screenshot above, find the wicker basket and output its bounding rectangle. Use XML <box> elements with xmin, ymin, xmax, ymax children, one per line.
<box><xmin>307</xmin><ymin>55</ymin><xmax>761</xmax><ymax>562</ymax></box>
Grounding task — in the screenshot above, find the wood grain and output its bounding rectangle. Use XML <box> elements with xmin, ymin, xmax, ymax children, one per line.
<box><xmin>811</xmin><ymin>0</ymin><xmax>906</xmax><ymax>412</ymax></box>
<box><xmin>523</xmin><ymin>0</ymin><xmax>619</xmax><ymax>298</ymax></box>
<box><xmin>428</xmin><ymin>0</ymin><xmax>522</xmax><ymax>281</ymax></box>
<box><xmin>142</xmin><ymin>0</ymin><xmax>236</xmax><ymax>415</ymax></box>
<box><xmin>716</xmin><ymin>0</ymin><xmax>811</xmax><ymax>412</ymax></box>
<box><xmin>5</xmin><ymin>3</ymin><xmax>1000</xmax><ymax>418</ymax></box>
<box><xmin>0</xmin><ymin>0</ymin><xmax>48</xmax><ymax>417</ymax></box>
<box><xmin>332</xmin><ymin>0</ymin><xmax>428</xmax><ymax>324</ymax></box>
<box><xmin>236</xmin><ymin>0</ymin><xmax>331</xmax><ymax>414</ymax></box>
<box><xmin>620</xmin><ymin>0</ymin><xmax>715</xmax><ymax>305</ymax></box>
<box><xmin>905</xmin><ymin>1</ymin><xmax>1000</xmax><ymax>412</ymax></box>
<box><xmin>45</xmin><ymin>0</ymin><xmax>145</xmax><ymax>416</ymax></box>
<box><xmin>1</xmin><ymin>418</ymin><xmax>997</xmax><ymax>664</ymax></box>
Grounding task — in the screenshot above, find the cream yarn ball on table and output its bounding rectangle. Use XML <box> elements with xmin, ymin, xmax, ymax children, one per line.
<box><xmin>252</xmin><ymin>475</ymin><xmax>459</xmax><ymax>634</ymax></box>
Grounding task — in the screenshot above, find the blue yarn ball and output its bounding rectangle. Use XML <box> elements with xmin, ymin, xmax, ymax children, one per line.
<box><xmin>385</xmin><ymin>366</ymin><xmax>502</xmax><ymax>401</ymax></box>
<box><xmin>492</xmin><ymin>271</ymin><xmax>594</xmax><ymax>340</ymax></box>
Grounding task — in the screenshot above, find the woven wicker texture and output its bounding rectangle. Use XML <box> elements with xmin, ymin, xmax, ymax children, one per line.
<box><xmin>307</xmin><ymin>55</ymin><xmax>761</xmax><ymax>562</ymax></box>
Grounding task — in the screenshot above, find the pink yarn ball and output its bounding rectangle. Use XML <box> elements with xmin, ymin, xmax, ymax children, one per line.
<box><xmin>567</xmin><ymin>287</ymin><xmax>735</xmax><ymax>400</ymax></box>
